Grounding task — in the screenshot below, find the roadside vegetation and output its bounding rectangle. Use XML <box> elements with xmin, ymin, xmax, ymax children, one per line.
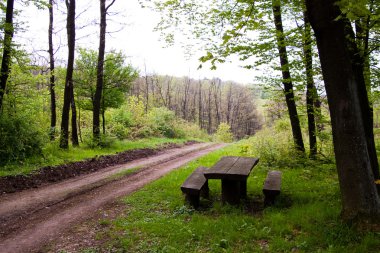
<box><xmin>76</xmin><ymin>122</ymin><xmax>380</xmax><ymax>253</ymax></box>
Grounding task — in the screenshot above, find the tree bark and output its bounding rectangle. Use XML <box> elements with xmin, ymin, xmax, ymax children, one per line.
<box><xmin>0</xmin><ymin>0</ymin><xmax>14</xmax><ymax>111</ymax></box>
<box><xmin>272</xmin><ymin>0</ymin><xmax>305</xmax><ymax>152</ymax></box>
<box><xmin>353</xmin><ymin>1</ymin><xmax>379</xmax><ymax>180</ymax></box>
<box><xmin>198</xmin><ymin>80</ymin><xmax>203</xmax><ymax>129</ymax></box>
<box><xmin>60</xmin><ymin>0</ymin><xmax>76</xmax><ymax>149</ymax></box>
<box><xmin>48</xmin><ymin>0</ymin><xmax>57</xmax><ymax>140</ymax></box>
<box><xmin>302</xmin><ymin>9</ymin><xmax>317</xmax><ymax>157</ymax></box>
<box><xmin>306</xmin><ymin>0</ymin><xmax>380</xmax><ymax>223</ymax></box>
<box><xmin>71</xmin><ymin>92</ymin><xmax>79</xmax><ymax>146</ymax></box>
<box><xmin>93</xmin><ymin>0</ymin><xmax>107</xmax><ymax>142</ymax></box>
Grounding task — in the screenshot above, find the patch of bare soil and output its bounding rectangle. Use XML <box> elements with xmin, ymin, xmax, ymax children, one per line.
<box><xmin>0</xmin><ymin>141</ymin><xmax>197</xmax><ymax>194</ymax></box>
<box><xmin>0</xmin><ymin>142</ymin><xmax>226</xmax><ymax>253</ymax></box>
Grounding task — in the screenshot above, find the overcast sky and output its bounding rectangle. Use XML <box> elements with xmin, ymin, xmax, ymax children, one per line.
<box><xmin>16</xmin><ymin>0</ymin><xmax>256</xmax><ymax>84</ymax></box>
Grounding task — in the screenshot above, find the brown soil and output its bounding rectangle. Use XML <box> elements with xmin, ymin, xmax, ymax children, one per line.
<box><xmin>0</xmin><ymin>141</ymin><xmax>196</xmax><ymax>194</ymax></box>
<box><xmin>0</xmin><ymin>142</ymin><xmax>226</xmax><ymax>253</ymax></box>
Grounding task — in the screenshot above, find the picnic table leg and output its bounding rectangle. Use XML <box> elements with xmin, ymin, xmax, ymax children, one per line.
<box><xmin>221</xmin><ymin>179</ymin><xmax>240</xmax><ymax>205</ymax></box>
<box><xmin>239</xmin><ymin>179</ymin><xmax>247</xmax><ymax>199</ymax></box>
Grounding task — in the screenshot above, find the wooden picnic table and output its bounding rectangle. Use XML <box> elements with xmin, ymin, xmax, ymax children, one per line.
<box><xmin>203</xmin><ymin>156</ymin><xmax>259</xmax><ymax>204</ymax></box>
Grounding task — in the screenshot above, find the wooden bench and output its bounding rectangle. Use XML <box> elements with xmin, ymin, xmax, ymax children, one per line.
<box><xmin>263</xmin><ymin>170</ymin><xmax>282</xmax><ymax>206</ymax></box>
<box><xmin>181</xmin><ymin>166</ymin><xmax>209</xmax><ymax>208</ymax></box>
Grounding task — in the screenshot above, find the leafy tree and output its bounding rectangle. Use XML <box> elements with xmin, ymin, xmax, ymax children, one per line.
<box><xmin>152</xmin><ymin>0</ymin><xmax>310</xmax><ymax>151</ymax></box>
<box><xmin>75</xmin><ymin>48</ymin><xmax>138</xmax><ymax>134</ymax></box>
<box><xmin>306</xmin><ymin>0</ymin><xmax>380</xmax><ymax>224</ymax></box>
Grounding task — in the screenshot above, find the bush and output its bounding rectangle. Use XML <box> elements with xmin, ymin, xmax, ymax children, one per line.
<box><xmin>240</xmin><ymin>120</ymin><xmax>303</xmax><ymax>168</ymax></box>
<box><xmin>214</xmin><ymin>123</ymin><xmax>234</xmax><ymax>143</ymax></box>
<box><xmin>147</xmin><ymin>107</ymin><xmax>177</xmax><ymax>138</ymax></box>
<box><xmin>0</xmin><ymin>113</ymin><xmax>46</xmax><ymax>165</ymax></box>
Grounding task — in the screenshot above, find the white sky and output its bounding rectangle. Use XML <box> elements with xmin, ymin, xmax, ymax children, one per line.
<box><xmin>15</xmin><ymin>0</ymin><xmax>256</xmax><ymax>84</ymax></box>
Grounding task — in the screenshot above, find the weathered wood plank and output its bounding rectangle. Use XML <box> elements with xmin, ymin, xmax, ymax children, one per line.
<box><xmin>263</xmin><ymin>170</ymin><xmax>282</xmax><ymax>206</ymax></box>
<box><xmin>181</xmin><ymin>166</ymin><xmax>208</xmax><ymax>195</ymax></box>
<box><xmin>226</xmin><ymin>157</ymin><xmax>259</xmax><ymax>179</ymax></box>
<box><xmin>203</xmin><ymin>156</ymin><xmax>239</xmax><ymax>179</ymax></box>
<box><xmin>263</xmin><ymin>170</ymin><xmax>282</xmax><ymax>191</ymax></box>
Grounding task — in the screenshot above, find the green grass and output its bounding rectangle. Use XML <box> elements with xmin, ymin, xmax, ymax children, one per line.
<box><xmin>86</xmin><ymin>143</ymin><xmax>380</xmax><ymax>253</ymax></box>
<box><xmin>0</xmin><ymin>137</ymin><xmax>190</xmax><ymax>177</ymax></box>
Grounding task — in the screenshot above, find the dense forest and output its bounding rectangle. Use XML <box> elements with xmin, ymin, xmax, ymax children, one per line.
<box><xmin>0</xmin><ymin>0</ymin><xmax>380</xmax><ymax>242</ymax></box>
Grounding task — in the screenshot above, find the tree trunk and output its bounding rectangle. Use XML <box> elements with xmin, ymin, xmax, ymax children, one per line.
<box><xmin>71</xmin><ymin>92</ymin><xmax>79</xmax><ymax>146</ymax></box>
<box><xmin>93</xmin><ymin>0</ymin><xmax>107</xmax><ymax>142</ymax></box>
<box><xmin>102</xmin><ymin>109</ymin><xmax>106</xmax><ymax>135</ymax></box>
<box><xmin>0</xmin><ymin>0</ymin><xmax>14</xmax><ymax>111</ymax></box>
<box><xmin>48</xmin><ymin>0</ymin><xmax>57</xmax><ymax>140</ymax></box>
<box><xmin>272</xmin><ymin>0</ymin><xmax>305</xmax><ymax>152</ymax></box>
<box><xmin>60</xmin><ymin>0</ymin><xmax>76</xmax><ymax>149</ymax></box>
<box><xmin>353</xmin><ymin>1</ymin><xmax>379</xmax><ymax>180</ymax></box>
<box><xmin>302</xmin><ymin>9</ymin><xmax>317</xmax><ymax>157</ymax></box>
<box><xmin>198</xmin><ymin>80</ymin><xmax>202</xmax><ymax>129</ymax></box>
<box><xmin>306</xmin><ymin>0</ymin><xmax>380</xmax><ymax>223</ymax></box>
<box><xmin>208</xmin><ymin>86</ymin><xmax>212</xmax><ymax>134</ymax></box>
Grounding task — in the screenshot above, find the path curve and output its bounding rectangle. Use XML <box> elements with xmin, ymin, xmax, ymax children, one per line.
<box><xmin>0</xmin><ymin>142</ymin><xmax>226</xmax><ymax>253</ymax></box>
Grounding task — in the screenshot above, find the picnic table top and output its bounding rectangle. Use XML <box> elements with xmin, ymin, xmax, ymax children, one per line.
<box><xmin>203</xmin><ymin>156</ymin><xmax>259</xmax><ymax>180</ymax></box>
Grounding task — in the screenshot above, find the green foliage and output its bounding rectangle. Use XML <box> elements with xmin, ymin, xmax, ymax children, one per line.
<box><xmin>74</xmin><ymin>48</ymin><xmax>138</xmax><ymax>112</ymax></box>
<box><xmin>147</xmin><ymin>107</ymin><xmax>177</xmax><ymax>138</ymax></box>
<box><xmin>107</xmin><ymin>96</ymin><xmax>208</xmax><ymax>141</ymax></box>
<box><xmin>214</xmin><ymin>122</ymin><xmax>233</xmax><ymax>143</ymax></box>
<box><xmin>0</xmin><ymin>113</ymin><xmax>46</xmax><ymax>165</ymax></box>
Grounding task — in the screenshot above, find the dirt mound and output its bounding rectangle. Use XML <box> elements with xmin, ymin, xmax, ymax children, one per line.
<box><xmin>0</xmin><ymin>141</ymin><xmax>197</xmax><ymax>194</ymax></box>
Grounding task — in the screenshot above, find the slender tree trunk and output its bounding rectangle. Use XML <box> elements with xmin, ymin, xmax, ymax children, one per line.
<box><xmin>93</xmin><ymin>0</ymin><xmax>106</xmax><ymax>142</ymax></box>
<box><xmin>78</xmin><ymin>105</ymin><xmax>83</xmax><ymax>142</ymax></box>
<box><xmin>71</xmin><ymin>93</ymin><xmax>79</xmax><ymax>146</ymax></box>
<box><xmin>208</xmin><ymin>86</ymin><xmax>212</xmax><ymax>134</ymax></box>
<box><xmin>60</xmin><ymin>0</ymin><xmax>76</xmax><ymax>149</ymax></box>
<box><xmin>303</xmin><ymin>9</ymin><xmax>317</xmax><ymax>157</ymax></box>
<box><xmin>306</xmin><ymin>0</ymin><xmax>380</xmax><ymax>223</ymax></box>
<box><xmin>48</xmin><ymin>0</ymin><xmax>57</xmax><ymax>140</ymax></box>
<box><xmin>272</xmin><ymin>0</ymin><xmax>305</xmax><ymax>152</ymax></box>
<box><xmin>198</xmin><ymin>80</ymin><xmax>202</xmax><ymax>129</ymax></box>
<box><xmin>102</xmin><ymin>109</ymin><xmax>106</xmax><ymax>135</ymax></box>
<box><xmin>0</xmin><ymin>0</ymin><xmax>14</xmax><ymax>111</ymax></box>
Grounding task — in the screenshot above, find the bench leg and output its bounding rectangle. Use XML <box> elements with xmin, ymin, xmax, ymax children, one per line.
<box><xmin>200</xmin><ymin>180</ymin><xmax>209</xmax><ymax>199</ymax></box>
<box><xmin>185</xmin><ymin>193</ymin><xmax>200</xmax><ymax>208</ymax></box>
<box><xmin>263</xmin><ymin>190</ymin><xmax>280</xmax><ymax>207</ymax></box>
<box><xmin>221</xmin><ymin>179</ymin><xmax>240</xmax><ymax>205</ymax></box>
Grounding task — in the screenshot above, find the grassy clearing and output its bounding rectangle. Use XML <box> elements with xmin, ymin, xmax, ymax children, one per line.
<box><xmin>0</xmin><ymin>137</ymin><xmax>190</xmax><ymax>177</ymax></box>
<box><xmin>86</xmin><ymin>143</ymin><xmax>380</xmax><ymax>253</ymax></box>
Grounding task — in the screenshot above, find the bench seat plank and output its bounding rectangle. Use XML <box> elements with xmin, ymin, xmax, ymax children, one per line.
<box><xmin>181</xmin><ymin>166</ymin><xmax>208</xmax><ymax>195</ymax></box>
<box><xmin>263</xmin><ymin>170</ymin><xmax>282</xmax><ymax>206</ymax></box>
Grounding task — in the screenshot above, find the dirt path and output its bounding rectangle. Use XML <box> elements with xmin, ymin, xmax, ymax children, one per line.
<box><xmin>0</xmin><ymin>142</ymin><xmax>226</xmax><ymax>253</ymax></box>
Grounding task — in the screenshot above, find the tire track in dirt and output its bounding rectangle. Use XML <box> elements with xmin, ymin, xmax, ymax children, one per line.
<box><xmin>0</xmin><ymin>142</ymin><xmax>226</xmax><ymax>253</ymax></box>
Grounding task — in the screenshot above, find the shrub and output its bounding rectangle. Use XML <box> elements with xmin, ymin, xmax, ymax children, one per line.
<box><xmin>0</xmin><ymin>113</ymin><xmax>46</xmax><ymax>165</ymax></box>
<box><xmin>147</xmin><ymin>107</ymin><xmax>177</xmax><ymax>138</ymax></box>
<box><xmin>214</xmin><ymin>123</ymin><xmax>234</xmax><ymax>143</ymax></box>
